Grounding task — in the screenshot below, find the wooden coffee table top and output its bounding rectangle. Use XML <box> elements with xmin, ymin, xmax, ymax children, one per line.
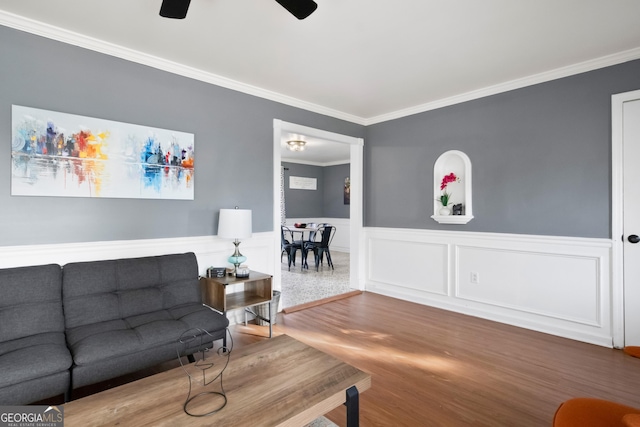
<box><xmin>64</xmin><ymin>334</ymin><xmax>371</xmax><ymax>426</ymax></box>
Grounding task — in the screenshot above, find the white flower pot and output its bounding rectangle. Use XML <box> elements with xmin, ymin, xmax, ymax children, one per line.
<box><xmin>439</xmin><ymin>207</ymin><xmax>451</xmax><ymax>216</ymax></box>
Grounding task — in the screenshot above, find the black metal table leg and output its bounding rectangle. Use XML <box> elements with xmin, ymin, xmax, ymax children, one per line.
<box><xmin>344</xmin><ymin>385</ymin><xmax>360</xmax><ymax>427</ymax></box>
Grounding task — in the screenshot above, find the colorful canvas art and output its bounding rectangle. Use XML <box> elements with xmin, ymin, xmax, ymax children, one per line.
<box><xmin>11</xmin><ymin>105</ymin><xmax>195</xmax><ymax>200</ymax></box>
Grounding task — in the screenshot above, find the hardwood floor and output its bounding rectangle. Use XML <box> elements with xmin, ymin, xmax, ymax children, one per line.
<box><xmin>239</xmin><ymin>292</ymin><xmax>640</xmax><ymax>427</ymax></box>
<box><xmin>45</xmin><ymin>292</ymin><xmax>640</xmax><ymax>426</ymax></box>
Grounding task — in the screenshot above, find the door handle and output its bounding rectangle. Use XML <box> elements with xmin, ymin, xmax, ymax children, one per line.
<box><xmin>629</xmin><ymin>235</ymin><xmax>640</xmax><ymax>244</ymax></box>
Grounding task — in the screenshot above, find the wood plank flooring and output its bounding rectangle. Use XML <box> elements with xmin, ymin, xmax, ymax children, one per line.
<box><xmin>43</xmin><ymin>292</ymin><xmax>640</xmax><ymax>426</ymax></box>
<box><xmin>237</xmin><ymin>292</ymin><xmax>640</xmax><ymax>427</ymax></box>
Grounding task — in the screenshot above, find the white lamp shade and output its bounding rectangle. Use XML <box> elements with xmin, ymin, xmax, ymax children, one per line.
<box><xmin>218</xmin><ymin>208</ymin><xmax>252</xmax><ymax>239</ymax></box>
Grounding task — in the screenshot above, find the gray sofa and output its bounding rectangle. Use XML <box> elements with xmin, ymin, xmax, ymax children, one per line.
<box><xmin>0</xmin><ymin>252</ymin><xmax>229</xmax><ymax>404</ymax></box>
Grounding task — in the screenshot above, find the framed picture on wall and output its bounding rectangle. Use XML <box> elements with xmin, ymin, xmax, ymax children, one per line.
<box><xmin>10</xmin><ymin>105</ymin><xmax>195</xmax><ymax>200</ymax></box>
<box><xmin>344</xmin><ymin>177</ymin><xmax>350</xmax><ymax>205</ymax></box>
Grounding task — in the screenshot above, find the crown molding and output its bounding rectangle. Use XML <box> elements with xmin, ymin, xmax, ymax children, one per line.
<box><xmin>0</xmin><ymin>10</ymin><xmax>367</xmax><ymax>126</ymax></box>
<box><xmin>2</xmin><ymin>10</ymin><xmax>639</xmax><ymax>127</ymax></box>
<box><xmin>364</xmin><ymin>46</ymin><xmax>640</xmax><ymax>125</ymax></box>
<box><xmin>281</xmin><ymin>157</ymin><xmax>350</xmax><ymax>167</ymax></box>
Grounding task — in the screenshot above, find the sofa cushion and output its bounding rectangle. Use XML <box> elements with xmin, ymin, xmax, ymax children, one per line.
<box><xmin>170</xmin><ymin>304</ymin><xmax>230</xmax><ymax>332</ymax></box>
<box><xmin>68</xmin><ymin>328</ymin><xmax>143</xmax><ymax>366</ymax></box>
<box><xmin>62</xmin><ymin>253</ymin><xmax>202</xmax><ymax>329</ymax></box>
<box><xmin>115</xmin><ymin>256</ymin><xmax>162</xmax><ymax>290</ymax></box>
<box><xmin>62</xmin><ymin>260</ymin><xmax>121</xmax><ymax>328</ymax></box>
<box><xmin>65</xmin><ymin>319</ymin><xmax>128</xmax><ymax>348</ymax></box>
<box><xmin>119</xmin><ymin>287</ymin><xmax>164</xmax><ymax>318</ymax></box>
<box><xmin>0</xmin><ymin>333</ymin><xmax>72</xmax><ymax>387</ymax></box>
<box><xmin>0</xmin><ymin>264</ymin><xmax>65</xmax><ymax>343</ymax></box>
<box><xmin>0</xmin><ymin>331</ymin><xmax>67</xmax><ymax>356</ymax></box>
<box><xmin>67</xmin><ymin>304</ymin><xmax>229</xmax><ymax>366</ymax></box>
<box><xmin>157</xmin><ymin>254</ymin><xmax>201</xmax><ymax>307</ymax></box>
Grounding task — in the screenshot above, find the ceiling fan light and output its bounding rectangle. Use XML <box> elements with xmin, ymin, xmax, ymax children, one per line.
<box><xmin>160</xmin><ymin>0</ymin><xmax>191</xmax><ymax>19</ymax></box>
<box><xmin>275</xmin><ymin>0</ymin><xmax>318</xmax><ymax>20</ymax></box>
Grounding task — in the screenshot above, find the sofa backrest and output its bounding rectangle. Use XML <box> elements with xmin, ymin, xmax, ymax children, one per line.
<box><xmin>0</xmin><ymin>264</ymin><xmax>65</xmax><ymax>343</ymax></box>
<box><xmin>62</xmin><ymin>252</ymin><xmax>201</xmax><ymax>330</ymax></box>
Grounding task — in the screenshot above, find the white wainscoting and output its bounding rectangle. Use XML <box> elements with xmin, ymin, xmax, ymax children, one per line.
<box><xmin>285</xmin><ymin>217</ymin><xmax>350</xmax><ymax>252</ymax></box>
<box><xmin>1</xmin><ymin>228</ymin><xmax>613</xmax><ymax>345</ymax></box>
<box><xmin>0</xmin><ymin>233</ymin><xmax>277</xmax><ymax>325</ymax></box>
<box><xmin>365</xmin><ymin>227</ymin><xmax>613</xmax><ymax>347</ymax></box>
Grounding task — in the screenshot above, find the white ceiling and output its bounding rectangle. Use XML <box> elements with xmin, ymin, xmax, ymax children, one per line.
<box><xmin>280</xmin><ymin>134</ymin><xmax>351</xmax><ymax>166</ymax></box>
<box><xmin>2</xmin><ymin>0</ymin><xmax>640</xmax><ymax>163</ymax></box>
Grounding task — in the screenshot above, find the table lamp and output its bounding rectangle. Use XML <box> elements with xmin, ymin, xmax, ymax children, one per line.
<box><xmin>218</xmin><ymin>207</ymin><xmax>252</xmax><ymax>277</ymax></box>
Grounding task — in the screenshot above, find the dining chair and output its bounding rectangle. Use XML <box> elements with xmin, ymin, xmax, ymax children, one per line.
<box><xmin>303</xmin><ymin>225</ymin><xmax>336</xmax><ymax>271</ymax></box>
<box><xmin>281</xmin><ymin>226</ymin><xmax>302</xmax><ymax>271</ymax></box>
<box><xmin>304</xmin><ymin>223</ymin><xmax>318</xmax><ymax>245</ymax></box>
<box><xmin>553</xmin><ymin>397</ymin><xmax>640</xmax><ymax>427</ymax></box>
<box><xmin>299</xmin><ymin>223</ymin><xmax>320</xmax><ymax>270</ymax></box>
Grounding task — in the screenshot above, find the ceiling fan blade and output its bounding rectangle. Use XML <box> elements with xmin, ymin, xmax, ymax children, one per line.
<box><xmin>160</xmin><ymin>0</ymin><xmax>191</xmax><ymax>19</ymax></box>
<box><xmin>275</xmin><ymin>0</ymin><xmax>318</xmax><ymax>20</ymax></box>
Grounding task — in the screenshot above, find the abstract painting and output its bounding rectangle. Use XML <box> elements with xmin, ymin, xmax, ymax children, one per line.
<box><xmin>11</xmin><ymin>105</ymin><xmax>195</xmax><ymax>200</ymax></box>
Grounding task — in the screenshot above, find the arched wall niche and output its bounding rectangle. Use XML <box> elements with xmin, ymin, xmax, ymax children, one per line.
<box><xmin>431</xmin><ymin>150</ymin><xmax>473</xmax><ymax>224</ymax></box>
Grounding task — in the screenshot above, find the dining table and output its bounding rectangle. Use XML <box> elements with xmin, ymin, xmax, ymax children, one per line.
<box><xmin>291</xmin><ymin>225</ymin><xmax>319</xmax><ymax>240</ymax></box>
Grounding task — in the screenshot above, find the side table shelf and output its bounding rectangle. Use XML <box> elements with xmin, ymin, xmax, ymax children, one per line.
<box><xmin>200</xmin><ymin>271</ymin><xmax>274</xmax><ymax>338</ymax></box>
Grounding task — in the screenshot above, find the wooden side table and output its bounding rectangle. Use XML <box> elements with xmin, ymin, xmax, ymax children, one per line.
<box><xmin>200</xmin><ymin>271</ymin><xmax>274</xmax><ymax>337</ymax></box>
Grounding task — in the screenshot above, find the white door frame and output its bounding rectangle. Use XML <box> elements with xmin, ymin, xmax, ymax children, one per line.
<box><xmin>272</xmin><ymin>119</ymin><xmax>365</xmax><ymax>293</ymax></box>
<box><xmin>612</xmin><ymin>89</ymin><xmax>640</xmax><ymax>348</ymax></box>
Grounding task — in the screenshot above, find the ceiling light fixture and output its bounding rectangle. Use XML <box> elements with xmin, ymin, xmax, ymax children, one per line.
<box><xmin>287</xmin><ymin>140</ymin><xmax>306</xmax><ymax>152</ymax></box>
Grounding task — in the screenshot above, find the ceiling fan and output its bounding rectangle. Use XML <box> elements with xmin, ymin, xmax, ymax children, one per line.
<box><xmin>160</xmin><ymin>0</ymin><xmax>318</xmax><ymax>20</ymax></box>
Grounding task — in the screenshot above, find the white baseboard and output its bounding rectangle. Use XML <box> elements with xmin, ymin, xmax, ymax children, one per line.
<box><xmin>364</xmin><ymin>227</ymin><xmax>613</xmax><ymax>347</ymax></box>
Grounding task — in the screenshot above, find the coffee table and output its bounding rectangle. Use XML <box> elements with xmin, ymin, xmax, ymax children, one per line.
<box><xmin>64</xmin><ymin>334</ymin><xmax>371</xmax><ymax>426</ymax></box>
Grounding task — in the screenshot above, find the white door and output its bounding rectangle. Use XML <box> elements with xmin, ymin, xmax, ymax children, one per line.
<box><xmin>623</xmin><ymin>97</ymin><xmax>640</xmax><ymax>346</ymax></box>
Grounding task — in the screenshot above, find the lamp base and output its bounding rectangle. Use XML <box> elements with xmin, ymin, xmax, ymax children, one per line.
<box><xmin>228</xmin><ymin>240</ymin><xmax>247</xmax><ymax>277</ymax></box>
<box><xmin>235</xmin><ymin>270</ymin><xmax>250</xmax><ymax>279</ymax></box>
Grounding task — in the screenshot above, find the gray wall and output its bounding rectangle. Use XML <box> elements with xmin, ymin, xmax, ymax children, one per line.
<box><xmin>324</xmin><ymin>163</ymin><xmax>350</xmax><ymax>218</ymax></box>
<box><xmin>4</xmin><ymin>25</ymin><xmax>640</xmax><ymax>246</ymax></box>
<box><xmin>365</xmin><ymin>60</ymin><xmax>640</xmax><ymax>238</ymax></box>
<box><xmin>282</xmin><ymin>162</ymin><xmax>350</xmax><ymax>219</ymax></box>
<box><xmin>0</xmin><ymin>26</ymin><xmax>363</xmax><ymax>247</ymax></box>
<box><xmin>283</xmin><ymin>162</ymin><xmax>324</xmax><ymax>218</ymax></box>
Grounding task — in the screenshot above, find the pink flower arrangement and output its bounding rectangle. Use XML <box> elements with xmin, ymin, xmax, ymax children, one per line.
<box><xmin>440</xmin><ymin>173</ymin><xmax>459</xmax><ymax>190</ymax></box>
<box><xmin>437</xmin><ymin>172</ymin><xmax>460</xmax><ymax>206</ymax></box>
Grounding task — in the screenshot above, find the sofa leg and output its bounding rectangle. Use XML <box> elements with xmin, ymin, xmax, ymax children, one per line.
<box><xmin>64</xmin><ymin>371</ymin><xmax>73</xmax><ymax>402</ymax></box>
<box><xmin>187</xmin><ymin>354</ymin><xmax>195</xmax><ymax>363</ymax></box>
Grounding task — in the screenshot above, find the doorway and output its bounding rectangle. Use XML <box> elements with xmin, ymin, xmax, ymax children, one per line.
<box><xmin>272</xmin><ymin>120</ymin><xmax>364</xmax><ymax>305</ymax></box>
<box><xmin>612</xmin><ymin>89</ymin><xmax>640</xmax><ymax>348</ymax></box>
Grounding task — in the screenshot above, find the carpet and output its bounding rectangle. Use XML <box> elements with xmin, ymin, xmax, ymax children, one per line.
<box><xmin>280</xmin><ymin>250</ymin><xmax>355</xmax><ymax>308</ymax></box>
